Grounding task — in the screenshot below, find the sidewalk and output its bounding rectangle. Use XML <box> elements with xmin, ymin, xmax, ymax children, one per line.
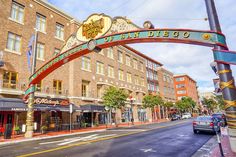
<box><xmin>192</xmin><ymin>135</ymin><xmax>236</xmax><ymax>157</ymax></box>
<box><xmin>0</xmin><ymin>119</ymin><xmax>169</xmax><ymax>145</ymax></box>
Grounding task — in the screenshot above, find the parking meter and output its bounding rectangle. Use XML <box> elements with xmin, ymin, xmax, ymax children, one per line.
<box><xmin>213</xmin><ymin>117</ymin><xmax>220</xmax><ymax>132</ymax></box>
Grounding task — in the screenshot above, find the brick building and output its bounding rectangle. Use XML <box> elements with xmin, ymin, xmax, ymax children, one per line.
<box><xmin>173</xmin><ymin>74</ymin><xmax>199</xmax><ymax>104</ymax></box>
<box><xmin>0</xmin><ymin>0</ymin><xmax>155</xmax><ymax>133</ymax></box>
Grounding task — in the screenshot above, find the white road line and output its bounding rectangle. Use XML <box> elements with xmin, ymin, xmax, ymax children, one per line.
<box><xmin>57</xmin><ymin>134</ymin><xmax>98</xmax><ymax>146</ymax></box>
<box><xmin>108</xmin><ymin>129</ymin><xmax>146</xmax><ymax>132</ymax></box>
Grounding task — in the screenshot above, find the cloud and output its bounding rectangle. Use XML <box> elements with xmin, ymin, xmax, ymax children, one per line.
<box><xmin>48</xmin><ymin>0</ymin><xmax>236</xmax><ymax>93</ymax></box>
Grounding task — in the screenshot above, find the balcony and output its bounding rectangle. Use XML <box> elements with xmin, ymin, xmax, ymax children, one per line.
<box><xmin>81</xmin><ymin>91</ymin><xmax>96</xmax><ymax>101</ymax></box>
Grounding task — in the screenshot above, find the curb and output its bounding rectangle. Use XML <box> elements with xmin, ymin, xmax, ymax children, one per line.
<box><xmin>191</xmin><ymin>135</ymin><xmax>217</xmax><ymax>157</ymax></box>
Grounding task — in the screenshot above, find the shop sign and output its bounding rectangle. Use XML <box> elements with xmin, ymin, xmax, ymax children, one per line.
<box><xmin>25</xmin><ymin>97</ymin><xmax>69</xmax><ymax>106</ymax></box>
<box><xmin>77</xmin><ymin>14</ymin><xmax>112</xmax><ymax>41</ymax></box>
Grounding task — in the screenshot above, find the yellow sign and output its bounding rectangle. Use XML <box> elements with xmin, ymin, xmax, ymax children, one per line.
<box><xmin>82</xmin><ymin>18</ymin><xmax>104</xmax><ymax>39</ymax></box>
<box><xmin>76</xmin><ymin>14</ymin><xmax>112</xmax><ymax>41</ymax></box>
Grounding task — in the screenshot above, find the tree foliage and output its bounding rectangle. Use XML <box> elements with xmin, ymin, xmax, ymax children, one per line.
<box><xmin>102</xmin><ymin>86</ymin><xmax>128</xmax><ymax>109</ymax></box>
<box><xmin>202</xmin><ymin>96</ymin><xmax>218</xmax><ymax>113</ymax></box>
<box><xmin>142</xmin><ymin>94</ymin><xmax>163</xmax><ymax>110</ymax></box>
<box><xmin>175</xmin><ymin>97</ymin><xmax>196</xmax><ymax>113</ymax></box>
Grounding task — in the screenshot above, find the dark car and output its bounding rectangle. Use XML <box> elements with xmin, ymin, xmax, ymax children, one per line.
<box><xmin>171</xmin><ymin>114</ymin><xmax>181</xmax><ymax>121</ymax></box>
<box><xmin>212</xmin><ymin>113</ymin><xmax>227</xmax><ymax>127</ymax></box>
<box><xmin>193</xmin><ymin>116</ymin><xmax>220</xmax><ymax>134</ymax></box>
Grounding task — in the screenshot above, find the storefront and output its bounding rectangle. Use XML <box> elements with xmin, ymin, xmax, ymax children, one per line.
<box><xmin>0</xmin><ymin>97</ymin><xmax>79</xmax><ymax>135</ymax></box>
<box><xmin>79</xmin><ymin>104</ymin><xmax>105</xmax><ymax>127</ymax></box>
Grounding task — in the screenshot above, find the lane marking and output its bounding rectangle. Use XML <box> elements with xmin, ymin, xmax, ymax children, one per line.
<box><xmin>140</xmin><ymin>148</ymin><xmax>157</xmax><ymax>153</ymax></box>
<box><xmin>17</xmin><ymin>120</ymin><xmax>190</xmax><ymax>157</ymax></box>
<box><xmin>57</xmin><ymin>134</ymin><xmax>98</xmax><ymax>146</ymax></box>
<box><xmin>108</xmin><ymin>129</ymin><xmax>146</xmax><ymax>132</ymax></box>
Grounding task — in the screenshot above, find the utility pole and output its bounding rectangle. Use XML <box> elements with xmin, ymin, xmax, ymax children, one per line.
<box><xmin>205</xmin><ymin>0</ymin><xmax>236</xmax><ymax>152</ymax></box>
<box><xmin>25</xmin><ymin>30</ymin><xmax>38</xmax><ymax>138</ymax></box>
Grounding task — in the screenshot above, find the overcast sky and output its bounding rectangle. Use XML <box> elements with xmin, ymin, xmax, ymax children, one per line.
<box><xmin>48</xmin><ymin>0</ymin><xmax>236</xmax><ymax>93</ymax></box>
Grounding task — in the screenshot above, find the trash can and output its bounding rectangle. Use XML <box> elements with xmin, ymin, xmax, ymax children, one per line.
<box><xmin>4</xmin><ymin>124</ymin><xmax>12</xmax><ymax>139</ymax></box>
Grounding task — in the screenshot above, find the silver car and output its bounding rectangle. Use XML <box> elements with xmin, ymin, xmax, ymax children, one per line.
<box><xmin>193</xmin><ymin>116</ymin><xmax>219</xmax><ymax>134</ymax></box>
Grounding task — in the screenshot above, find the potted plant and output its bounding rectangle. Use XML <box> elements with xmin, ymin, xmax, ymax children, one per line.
<box><xmin>14</xmin><ymin>126</ymin><xmax>20</xmax><ymax>135</ymax></box>
<box><xmin>41</xmin><ymin>125</ymin><xmax>48</xmax><ymax>134</ymax></box>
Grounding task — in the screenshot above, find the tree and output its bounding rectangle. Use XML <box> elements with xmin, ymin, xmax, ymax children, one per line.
<box><xmin>163</xmin><ymin>101</ymin><xmax>174</xmax><ymax>117</ymax></box>
<box><xmin>202</xmin><ymin>97</ymin><xmax>217</xmax><ymax>114</ymax></box>
<box><xmin>175</xmin><ymin>97</ymin><xmax>196</xmax><ymax>114</ymax></box>
<box><xmin>102</xmin><ymin>86</ymin><xmax>128</xmax><ymax>124</ymax></box>
<box><xmin>143</xmin><ymin>94</ymin><xmax>163</xmax><ymax>120</ymax></box>
<box><xmin>215</xmin><ymin>95</ymin><xmax>224</xmax><ymax>111</ymax></box>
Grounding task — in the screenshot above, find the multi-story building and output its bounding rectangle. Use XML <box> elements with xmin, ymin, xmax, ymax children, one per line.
<box><xmin>0</xmin><ymin>0</ymin><xmax>153</xmax><ymax>133</ymax></box>
<box><xmin>157</xmin><ymin>67</ymin><xmax>176</xmax><ymax>119</ymax></box>
<box><xmin>173</xmin><ymin>74</ymin><xmax>199</xmax><ymax>104</ymax></box>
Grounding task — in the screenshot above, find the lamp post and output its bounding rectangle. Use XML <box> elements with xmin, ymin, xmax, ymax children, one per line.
<box><xmin>129</xmin><ymin>95</ymin><xmax>134</xmax><ymax>125</ymax></box>
<box><xmin>205</xmin><ymin>0</ymin><xmax>236</xmax><ymax>152</ymax></box>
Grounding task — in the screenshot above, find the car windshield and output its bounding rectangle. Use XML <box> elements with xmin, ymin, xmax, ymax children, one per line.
<box><xmin>196</xmin><ymin>116</ymin><xmax>212</xmax><ymax>121</ymax></box>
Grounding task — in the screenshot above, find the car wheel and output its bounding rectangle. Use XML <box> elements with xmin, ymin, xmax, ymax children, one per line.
<box><xmin>193</xmin><ymin>130</ymin><xmax>198</xmax><ymax>134</ymax></box>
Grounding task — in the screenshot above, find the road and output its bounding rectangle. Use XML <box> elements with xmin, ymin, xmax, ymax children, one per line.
<box><xmin>0</xmin><ymin>120</ymin><xmax>213</xmax><ymax>157</ymax></box>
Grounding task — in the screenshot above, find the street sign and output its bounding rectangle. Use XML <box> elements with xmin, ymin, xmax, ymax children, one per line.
<box><xmin>220</xmin><ymin>126</ymin><xmax>228</xmax><ymax>136</ymax></box>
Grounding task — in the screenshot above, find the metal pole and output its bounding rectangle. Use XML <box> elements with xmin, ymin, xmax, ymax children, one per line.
<box><xmin>70</xmin><ymin>111</ymin><xmax>71</xmax><ymax>132</ymax></box>
<box><xmin>205</xmin><ymin>0</ymin><xmax>236</xmax><ymax>152</ymax></box>
<box><xmin>25</xmin><ymin>30</ymin><xmax>38</xmax><ymax>138</ymax></box>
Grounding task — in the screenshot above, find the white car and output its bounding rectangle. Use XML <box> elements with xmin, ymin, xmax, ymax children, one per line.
<box><xmin>182</xmin><ymin>113</ymin><xmax>191</xmax><ymax>119</ymax></box>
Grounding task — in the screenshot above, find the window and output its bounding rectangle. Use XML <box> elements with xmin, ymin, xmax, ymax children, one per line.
<box><xmin>107</xmin><ymin>48</ymin><xmax>114</xmax><ymax>59</ymax></box>
<box><xmin>82</xmin><ymin>56</ymin><xmax>91</xmax><ymax>71</ymax></box>
<box><xmin>140</xmin><ymin>62</ymin><xmax>144</xmax><ymax>72</ymax></box>
<box><xmin>108</xmin><ymin>65</ymin><xmax>114</xmax><ymax>78</ymax></box>
<box><xmin>97</xmin><ymin>85</ymin><xmax>103</xmax><ymax>98</ymax></box>
<box><xmin>118</xmin><ymin>50</ymin><xmax>123</xmax><ymax>63</ymax></box>
<box><xmin>176</xmin><ymin>84</ymin><xmax>185</xmax><ymax>88</ymax></box>
<box><xmin>177</xmin><ymin>90</ymin><xmax>186</xmax><ymax>94</ymax></box>
<box><xmin>133</xmin><ymin>59</ymin><xmax>138</xmax><ymax>69</ymax></box>
<box><xmin>153</xmin><ymin>72</ymin><xmax>158</xmax><ymax>80</ymax></box>
<box><xmin>6</xmin><ymin>32</ymin><xmax>21</xmax><ymax>53</ymax></box>
<box><xmin>3</xmin><ymin>71</ymin><xmax>18</xmax><ymax>89</ymax></box>
<box><xmin>36</xmin><ymin>13</ymin><xmax>46</xmax><ymax>32</ymax></box>
<box><xmin>54</xmin><ymin>48</ymin><xmax>60</xmax><ymax>56</ymax></box>
<box><xmin>134</xmin><ymin>75</ymin><xmax>139</xmax><ymax>85</ymax></box>
<box><xmin>140</xmin><ymin>77</ymin><xmax>145</xmax><ymax>86</ymax></box>
<box><xmin>82</xmin><ymin>80</ymin><xmax>90</xmax><ymax>97</ymax></box>
<box><xmin>126</xmin><ymin>55</ymin><xmax>131</xmax><ymax>66</ymax></box>
<box><xmin>148</xmin><ymin>71</ymin><xmax>153</xmax><ymax>80</ymax></box>
<box><xmin>127</xmin><ymin>73</ymin><xmax>132</xmax><ymax>83</ymax></box>
<box><xmin>55</xmin><ymin>23</ymin><xmax>64</xmax><ymax>40</ymax></box>
<box><xmin>10</xmin><ymin>2</ymin><xmax>24</xmax><ymax>23</ymax></box>
<box><xmin>96</xmin><ymin>61</ymin><xmax>104</xmax><ymax>75</ymax></box>
<box><xmin>53</xmin><ymin>80</ymin><xmax>62</xmax><ymax>94</ymax></box>
<box><xmin>148</xmin><ymin>61</ymin><xmax>152</xmax><ymax>69</ymax></box>
<box><xmin>36</xmin><ymin>43</ymin><xmax>44</xmax><ymax>60</ymax></box>
<box><xmin>118</xmin><ymin>69</ymin><xmax>124</xmax><ymax>81</ymax></box>
<box><xmin>36</xmin><ymin>81</ymin><xmax>42</xmax><ymax>92</ymax></box>
<box><xmin>175</xmin><ymin>77</ymin><xmax>185</xmax><ymax>82</ymax></box>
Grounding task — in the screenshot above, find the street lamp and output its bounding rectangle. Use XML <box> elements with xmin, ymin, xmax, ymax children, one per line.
<box><xmin>129</xmin><ymin>95</ymin><xmax>134</xmax><ymax>125</ymax></box>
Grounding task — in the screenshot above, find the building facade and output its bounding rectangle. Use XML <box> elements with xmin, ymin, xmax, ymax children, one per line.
<box><xmin>0</xmin><ymin>0</ymin><xmax>156</xmax><ymax>133</ymax></box>
<box><xmin>173</xmin><ymin>74</ymin><xmax>199</xmax><ymax>104</ymax></box>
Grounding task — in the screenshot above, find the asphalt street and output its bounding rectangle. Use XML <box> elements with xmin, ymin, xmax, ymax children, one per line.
<box><xmin>0</xmin><ymin>119</ymin><xmax>213</xmax><ymax>157</ymax></box>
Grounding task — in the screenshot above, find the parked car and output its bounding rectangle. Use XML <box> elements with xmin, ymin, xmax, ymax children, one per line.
<box><xmin>171</xmin><ymin>114</ymin><xmax>181</xmax><ymax>121</ymax></box>
<box><xmin>193</xmin><ymin>116</ymin><xmax>220</xmax><ymax>134</ymax></box>
<box><xmin>212</xmin><ymin>113</ymin><xmax>227</xmax><ymax>127</ymax></box>
<box><xmin>182</xmin><ymin>113</ymin><xmax>191</xmax><ymax>119</ymax></box>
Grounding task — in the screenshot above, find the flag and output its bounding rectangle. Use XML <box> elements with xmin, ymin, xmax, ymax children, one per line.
<box><xmin>27</xmin><ymin>35</ymin><xmax>35</xmax><ymax>72</ymax></box>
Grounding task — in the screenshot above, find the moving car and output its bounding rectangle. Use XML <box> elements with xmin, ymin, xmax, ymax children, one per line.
<box><xmin>182</xmin><ymin>113</ymin><xmax>191</xmax><ymax>119</ymax></box>
<box><xmin>171</xmin><ymin>114</ymin><xmax>181</xmax><ymax>121</ymax></box>
<box><xmin>212</xmin><ymin>113</ymin><xmax>227</xmax><ymax>127</ymax></box>
<box><xmin>193</xmin><ymin>116</ymin><xmax>220</xmax><ymax>134</ymax></box>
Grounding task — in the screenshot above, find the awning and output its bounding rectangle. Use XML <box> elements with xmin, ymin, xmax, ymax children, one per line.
<box><xmin>0</xmin><ymin>98</ymin><xmax>81</xmax><ymax>112</ymax></box>
<box><xmin>80</xmin><ymin>104</ymin><xmax>105</xmax><ymax>112</ymax></box>
<box><xmin>0</xmin><ymin>98</ymin><xmax>30</xmax><ymax>111</ymax></box>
